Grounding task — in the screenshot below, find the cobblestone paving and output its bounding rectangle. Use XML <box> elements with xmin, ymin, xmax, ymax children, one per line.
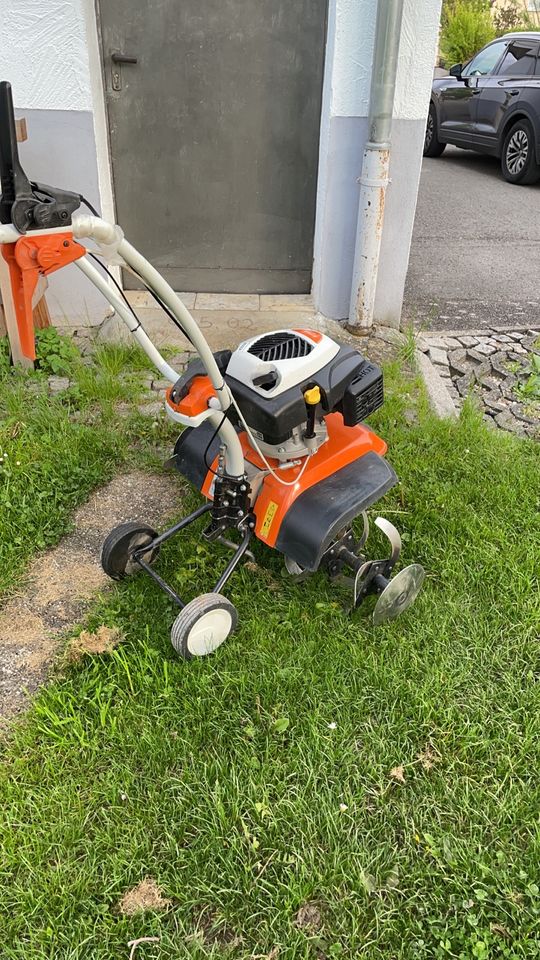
<box><xmin>420</xmin><ymin>327</ymin><xmax>540</xmax><ymax>439</ymax></box>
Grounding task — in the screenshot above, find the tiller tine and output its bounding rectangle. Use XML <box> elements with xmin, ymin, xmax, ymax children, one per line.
<box><xmin>350</xmin><ymin>517</ymin><xmax>425</xmax><ymax>624</ymax></box>
<box><xmin>372</xmin><ymin>563</ymin><xmax>425</xmax><ymax>626</ymax></box>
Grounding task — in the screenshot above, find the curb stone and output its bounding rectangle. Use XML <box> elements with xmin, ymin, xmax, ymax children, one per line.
<box><xmin>416</xmin><ymin>350</ymin><xmax>458</xmax><ymax>419</ymax></box>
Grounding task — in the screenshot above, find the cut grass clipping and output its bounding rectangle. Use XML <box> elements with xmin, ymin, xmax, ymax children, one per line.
<box><xmin>0</xmin><ymin>346</ymin><xmax>539</xmax><ymax>958</ymax></box>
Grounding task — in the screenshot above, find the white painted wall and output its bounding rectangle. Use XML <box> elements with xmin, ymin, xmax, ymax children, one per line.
<box><xmin>331</xmin><ymin>0</ymin><xmax>375</xmax><ymax>117</ymax></box>
<box><xmin>313</xmin><ymin>0</ymin><xmax>443</xmax><ymax>322</ymax></box>
<box><xmin>0</xmin><ymin>0</ymin><xmax>114</xmax><ymax>225</ymax></box>
<box><xmin>326</xmin><ymin>0</ymin><xmax>440</xmax><ymax>121</ymax></box>
<box><xmin>0</xmin><ymin>0</ymin><xmax>115</xmax><ymax>325</ymax></box>
<box><xmin>1</xmin><ymin>0</ymin><xmax>92</xmax><ymax>111</ymax></box>
<box><xmin>394</xmin><ymin>0</ymin><xmax>443</xmax><ymax>121</ymax></box>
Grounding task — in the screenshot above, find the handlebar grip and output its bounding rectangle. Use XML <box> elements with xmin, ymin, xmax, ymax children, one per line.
<box><xmin>0</xmin><ymin>80</ymin><xmax>33</xmax><ymax>224</ymax></box>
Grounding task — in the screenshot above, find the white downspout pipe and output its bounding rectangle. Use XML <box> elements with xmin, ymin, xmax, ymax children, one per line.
<box><xmin>348</xmin><ymin>0</ymin><xmax>405</xmax><ymax>331</ymax></box>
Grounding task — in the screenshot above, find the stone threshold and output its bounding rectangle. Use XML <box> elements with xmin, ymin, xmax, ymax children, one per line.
<box><xmin>124</xmin><ymin>291</ymin><xmax>315</xmax><ymax>312</ymax></box>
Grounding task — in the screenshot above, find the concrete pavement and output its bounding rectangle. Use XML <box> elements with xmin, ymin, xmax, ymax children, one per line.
<box><xmin>405</xmin><ymin>145</ymin><xmax>540</xmax><ymax>331</ymax></box>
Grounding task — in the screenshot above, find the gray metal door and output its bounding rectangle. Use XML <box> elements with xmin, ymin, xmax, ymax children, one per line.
<box><xmin>98</xmin><ymin>0</ymin><xmax>327</xmax><ymax>293</ymax></box>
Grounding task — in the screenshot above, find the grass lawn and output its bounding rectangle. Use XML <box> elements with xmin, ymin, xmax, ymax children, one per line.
<box><xmin>0</xmin><ymin>331</ymin><xmax>172</xmax><ymax>596</ymax></box>
<box><xmin>0</xmin><ymin>336</ymin><xmax>539</xmax><ymax>959</ymax></box>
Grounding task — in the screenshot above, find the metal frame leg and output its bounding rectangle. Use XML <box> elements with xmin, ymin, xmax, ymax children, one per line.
<box><xmin>215</xmin><ymin>534</ymin><xmax>255</xmax><ymax>562</ymax></box>
<box><xmin>130</xmin><ymin>504</ymin><xmax>252</xmax><ymax>607</ymax></box>
<box><xmin>135</xmin><ymin>556</ymin><xmax>186</xmax><ymax>608</ymax></box>
<box><xmin>142</xmin><ymin>502</ymin><xmax>212</xmax><ymax>551</ymax></box>
<box><xmin>213</xmin><ymin>529</ymin><xmax>253</xmax><ymax>594</ymax></box>
<box><xmin>131</xmin><ymin>502</ymin><xmax>212</xmax><ymax>608</ymax></box>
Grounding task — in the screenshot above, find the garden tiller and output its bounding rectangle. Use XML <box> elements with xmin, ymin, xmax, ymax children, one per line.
<box><xmin>0</xmin><ymin>81</ymin><xmax>425</xmax><ymax>658</ymax></box>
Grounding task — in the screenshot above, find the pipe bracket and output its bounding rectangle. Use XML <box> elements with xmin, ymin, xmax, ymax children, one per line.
<box><xmin>358</xmin><ymin>175</ymin><xmax>390</xmax><ymax>189</ymax></box>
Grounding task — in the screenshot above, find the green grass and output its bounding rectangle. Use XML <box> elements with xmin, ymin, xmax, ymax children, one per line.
<box><xmin>0</xmin><ymin>335</ymin><xmax>172</xmax><ymax>596</ymax></box>
<box><xmin>0</xmin><ymin>353</ymin><xmax>539</xmax><ymax>959</ymax></box>
<box><xmin>515</xmin><ymin>355</ymin><xmax>540</xmax><ymax>404</ymax></box>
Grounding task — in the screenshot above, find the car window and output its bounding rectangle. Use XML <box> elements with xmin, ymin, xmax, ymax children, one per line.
<box><xmin>462</xmin><ymin>41</ymin><xmax>506</xmax><ymax>77</ymax></box>
<box><xmin>496</xmin><ymin>40</ymin><xmax>539</xmax><ymax>76</ymax></box>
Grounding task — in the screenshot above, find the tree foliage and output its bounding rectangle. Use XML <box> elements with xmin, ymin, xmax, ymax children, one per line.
<box><xmin>440</xmin><ymin>1</ymin><xmax>495</xmax><ymax>66</ymax></box>
<box><xmin>440</xmin><ymin>0</ymin><xmax>536</xmax><ymax>67</ymax></box>
<box><xmin>490</xmin><ymin>0</ymin><xmax>536</xmax><ymax>34</ymax></box>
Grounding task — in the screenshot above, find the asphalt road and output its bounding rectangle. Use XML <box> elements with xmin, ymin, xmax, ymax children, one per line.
<box><xmin>404</xmin><ymin>145</ymin><xmax>540</xmax><ymax>331</ymax></box>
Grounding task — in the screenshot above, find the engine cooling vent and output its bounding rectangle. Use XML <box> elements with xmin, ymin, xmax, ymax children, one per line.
<box><xmin>342</xmin><ymin>361</ymin><xmax>384</xmax><ymax>426</ymax></box>
<box><xmin>248</xmin><ymin>332</ymin><xmax>313</xmax><ymax>363</ymax></box>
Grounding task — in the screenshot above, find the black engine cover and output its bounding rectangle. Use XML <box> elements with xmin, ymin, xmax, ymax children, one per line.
<box><xmin>225</xmin><ymin>343</ymin><xmax>383</xmax><ymax>444</ymax></box>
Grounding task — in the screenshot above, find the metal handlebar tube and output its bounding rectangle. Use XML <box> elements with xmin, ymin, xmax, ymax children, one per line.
<box><xmin>0</xmin><ymin>223</ymin><xmax>74</xmax><ymax>243</ymax></box>
<box><xmin>206</xmin><ymin>409</ymin><xmax>244</xmax><ymax>476</ymax></box>
<box><xmin>71</xmin><ymin>213</ymin><xmax>120</xmax><ymax>246</ymax></box>
<box><xmin>76</xmin><ymin>256</ymin><xmax>180</xmax><ymax>383</ymax></box>
<box><xmin>118</xmin><ymin>239</ymin><xmax>229</xmax><ymax>397</ymax></box>
<box><xmin>70</xmin><ymin>217</ymin><xmax>226</xmax><ymax>393</ymax></box>
<box><xmin>71</xmin><ymin>215</ymin><xmax>245</xmax><ymax>478</ymax></box>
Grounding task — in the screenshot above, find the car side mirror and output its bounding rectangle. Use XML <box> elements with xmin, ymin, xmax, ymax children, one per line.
<box><xmin>449</xmin><ymin>63</ymin><xmax>464</xmax><ymax>79</ymax></box>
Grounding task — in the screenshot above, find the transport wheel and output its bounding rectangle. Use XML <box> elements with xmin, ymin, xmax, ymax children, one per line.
<box><xmin>501</xmin><ymin>119</ymin><xmax>540</xmax><ymax>185</ymax></box>
<box><xmin>170</xmin><ymin>593</ymin><xmax>238</xmax><ymax>659</ymax></box>
<box><xmin>101</xmin><ymin>521</ymin><xmax>159</xmax><ymax>580</ymax></box>
<box><xmin>423</xmin><ymin>103</ymin><xmax>446</xmax><ymax>158</ymax></box>
<box><xmin>372</xmin><ymin>564</ymin><xmax>425</xmax><ymax>626</ymax></box>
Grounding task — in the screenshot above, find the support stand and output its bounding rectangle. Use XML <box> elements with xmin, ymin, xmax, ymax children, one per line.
<box><xmin>131</xmin><ymin>502</ymin><xmax>253</xmax><ymax>608</ymax></box>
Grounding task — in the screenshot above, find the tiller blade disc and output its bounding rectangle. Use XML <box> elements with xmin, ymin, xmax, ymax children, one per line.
<box><xmin>372</xmin><ymin>563</ymin><xmax>425</xmax><ymax>626</ymax></box>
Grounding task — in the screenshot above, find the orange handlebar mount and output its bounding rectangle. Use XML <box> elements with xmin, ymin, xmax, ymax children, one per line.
<box><xmin>1</xmin><ymin>233</ymin><xmax>85</xmax><ymax>361</ymax></box>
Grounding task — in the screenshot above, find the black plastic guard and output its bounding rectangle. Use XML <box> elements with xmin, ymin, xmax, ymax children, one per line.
<box><xmin>171</xmin><ymin>422</ymin><xmax>219</xmax><ymax>490</ymax></box>
<box><xmin>275</xmin><ymin>451</ymin><xmax>397</xmax><ymax>571</ymax></box>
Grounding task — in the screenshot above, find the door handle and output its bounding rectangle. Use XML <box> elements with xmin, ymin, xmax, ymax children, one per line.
<box><xmin>509</xmin><ymin>89</ymin><xmax>519</xmax><ymax>96</ymax></box>
<box><xmin>111</xmin><ymin>52</ymin><xmax>138</xmax><ymax>92</ymax></box>
<box><xmin>111</xmin><ymin>52</ymin><xmax>138</xmax><ymax>64</ymax></box>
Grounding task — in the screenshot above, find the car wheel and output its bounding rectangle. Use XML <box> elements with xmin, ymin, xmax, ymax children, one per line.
<box><xmin>501</xmin><ymin>119</ymin><xmax>540</xmax><ymax>185</ymax></box>
<box><xmin>423</xmin><ymin>103</ymin><xmax>446</xmax><ymax>158</ymax></box>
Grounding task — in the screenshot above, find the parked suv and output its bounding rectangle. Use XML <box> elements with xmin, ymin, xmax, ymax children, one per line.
<box><xmin>425</xmin><ymin>32</ymin><xmax>540</xmax><ymax>184</ymax></box>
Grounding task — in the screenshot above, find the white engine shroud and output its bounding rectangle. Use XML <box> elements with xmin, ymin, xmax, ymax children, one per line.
<box><xmin>226</xmin><ymin>329</ymin><xmax>340</xmax><ymax>399</ymax></box>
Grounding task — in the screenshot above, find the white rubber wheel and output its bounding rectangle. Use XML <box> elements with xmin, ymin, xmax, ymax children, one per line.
<box><xmin>170</xmin><ymin>593</ymin><xmax>238</xmax><ymax>659</ymax></box>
